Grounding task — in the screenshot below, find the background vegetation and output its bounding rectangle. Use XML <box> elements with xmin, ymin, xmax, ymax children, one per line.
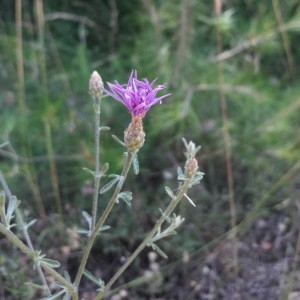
<box><xmin>0</xmin><ymin>0</ymin><xmax>300</xmax><ymax>299</ymax></box>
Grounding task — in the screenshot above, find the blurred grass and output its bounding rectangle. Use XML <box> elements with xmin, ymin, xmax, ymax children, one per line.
<box><xmin>0</xmin><ymin>0</ymin><xmax>300</xmax><ymax>298</ymax></box>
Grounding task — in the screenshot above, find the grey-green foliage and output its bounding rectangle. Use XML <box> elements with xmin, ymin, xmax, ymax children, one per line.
<box><xmin>0</xmin><ymin>0</ymin><xmax>299</xmax><ymax>282</ymax></box>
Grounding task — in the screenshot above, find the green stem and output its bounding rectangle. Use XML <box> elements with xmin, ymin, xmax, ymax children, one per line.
<box><xmin>74</xmin><ymin>152</ymin><xmax>133</xmax><ymax>287</ymax></box>
<box><xmin>91</xmin><ymin>99</ymin><xmax>101</xmax><ymax>231</ymax></box>
<box><xmin>0</xmin><ymin>223</ymin><xmax>77</xmax><ymax>299</ymax></box>
<box><xmin>95</xmin><ymin>177</ymin><xmax>192</xmax><ymax>300</ymax></box>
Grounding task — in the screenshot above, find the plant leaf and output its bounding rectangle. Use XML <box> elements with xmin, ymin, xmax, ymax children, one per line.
<box><xmin>101</xmin><ymin>163</ymin><xmax>109</xmax><ymax>175</ymax></box>
<box><xmin>40</xmin><ymin>289</ymin><xmax>66</xmax><ymax>300</ymax></box>
<box><xmin>118</xmin><ymin>191</ymin><xmax>132</xmax><ymax>207</ymax></box>
<box><xmin>6</xmin><ymin>195</ymin><xmax>17</xmax><ymax>224</ymax></box>
<box><xmin>132</xmin><ymin>153</ymin><xmax>139</xmax><ymax>175</ymax></box>
<box><xmin>83</xmin><ymin>269</ymin><xmax>103</xmax><ymax>286</ymax></box>
<box><xmin>165</xmin><ymin>186</ymin><xmax>175</xmax><ymax>199</ymax></box>
<box><xmin>151</xmin><ymin>243</ymin><xmax>168</xmax><ymax>259</ymax></box>
<box><xmin>25</xmin><ymin>219</ymin><xmax>37</xmax><ymax>230</ymax></box>
<box><xmin>100</xmin><ymin>176</ymin><xmax>120</xmax><ymax>194</ymax></box>
<box><xmin>99</xmin><ymin>126</ymin><xmax>110</xmax><ymax>131</ymax></box>
<box><xmin>40</xmin><ymin>258</ymin><xmax>60</xmax><ymax>268</ymax></box>
<box><xmin>82</xmin><ymin>211</ymin><xmax>92</xmax><ymax>230</ymax></box>
<box><xmin>112</xmin><ymin>135</ymin><xmax>125</xmax><ymax>147</ymax></box>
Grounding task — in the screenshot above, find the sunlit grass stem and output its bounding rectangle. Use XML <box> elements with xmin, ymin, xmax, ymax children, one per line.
<box><xmin>44</xmin><ymin>118</ymin><xmax>63</xmax><ymax>224</ymax></box>
<box><xmin>35</xmin><ymin>0</ymin><xmax>63</xmax><ymax>221</ymax></box>
<box><xmin>16</xmin><ymin>0</ymin><xmax>45</xmax><ymax>217</ymax></box>
<box><xmin>214</xmin><ymin>0</ymin><xmax>238</xmax><ymax>277</ymax></box>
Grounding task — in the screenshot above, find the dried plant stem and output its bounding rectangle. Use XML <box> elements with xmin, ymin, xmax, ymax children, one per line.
<box><xmin>95</xmin><ymin>177</ymin><xmax>192</xmax><ymax>300</ymax></box>
<box><xmin>44</xmin><ymin>119</ymin><xmax>63</xmax><ymax>224</ymax></box>
<box><xmin>0</xmin><ymin>170</ymin><xmax>50</xmax><ymax>295</ymax></box>
<box><xmin>35</xmin><ymin>0</ymin><xmax>63</xmax><ymax>221</ymax></box>
<box><xmin>214</xmin><ymin>0</ymin><xmax>238</xmax><ymax>276</ymax></box>
<box><xmin>271</xmin><ymin>0</ymin><xmax>294</xmax><ymax>77</ymax></box>
<box><xmin>15</xmin><ymin>0</ymin><xmax>45</xmax><ymax>217</ymax></box>
<box><xmin>172</xmin><ymin>0</ymin><xmax>191</xmax><ymax>87</ymax></box>
<box><xmin>74</xmin><ymin>152</ymin><xmax>134</xmax><ymax>287</ymax></box>
<box><xmin>142</xmin><ymin>0</ymin><xmax>162</xmax><ymax>49</ymax></box>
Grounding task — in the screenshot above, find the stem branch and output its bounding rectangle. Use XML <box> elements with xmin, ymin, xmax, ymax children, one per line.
<box><xmin>95</xmin><ymin>177</ymin><xmax>192</xmax><ymax>299</ymax></box>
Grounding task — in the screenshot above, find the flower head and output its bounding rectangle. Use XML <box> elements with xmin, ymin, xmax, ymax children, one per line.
<box><xmin>103</xmin><ymin>70</ymin><xmax>170</xmax><ymax>118</ymax></box>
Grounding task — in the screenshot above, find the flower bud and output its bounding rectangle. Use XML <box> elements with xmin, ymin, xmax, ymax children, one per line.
<box><xmin>124</xmin><ymin>116</ymin><xmax>145</xmax><ymax>153</ymax></box>
<box><xmin>89</xmin><ymin>71</ymin><xmax>103</xmax><ymax>98</ymax></box>
<box><xmin>184</xmin><ymin>157</ymin><xmax>198</xmax><ymax>178</ymax></box>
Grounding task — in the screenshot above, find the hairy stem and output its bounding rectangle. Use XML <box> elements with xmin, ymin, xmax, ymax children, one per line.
<box><xmin>74</xmin><ymin>152</ymin><xmax>133</xmax><ymax>287</ymax></box>
<box><xmin>96</xmin><ymin>177</ymin><xmax>192</xmax><ymax>299</ymax></box>
<box><xmin>91</xmin><ymin>98</ymin><xmax>102</xmax><ymax>231</ymax></box>
<box><xmin>0</xmin><ymin>223</ymin><xmax>77</xmax><ymax>299</ymax></box>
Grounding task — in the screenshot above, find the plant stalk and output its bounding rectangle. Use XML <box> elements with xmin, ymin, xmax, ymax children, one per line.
<box><xmin>74</xmin><ymin>152</ymin><xmax>133</xmax><ymax>287</ymax></box>
<box><xmin>95</xmin><ymin>177</ymin><xmax>192</xmax><ymax>299</ymax></box>
<box><xmin>91</xmin><ymin>98</ymin><xmax>102</xmax><ymax>231</ymax></box>
<box><xmin>214</xmin><ymin>0</ymin><xmax>238</xmax><ymax>278</ymax></box>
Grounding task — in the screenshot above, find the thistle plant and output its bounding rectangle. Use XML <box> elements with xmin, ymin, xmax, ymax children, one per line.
<box><xmin>0</xmin><ymin>69</ymin><xmax>204</xmax><ymax>299</ymax></box>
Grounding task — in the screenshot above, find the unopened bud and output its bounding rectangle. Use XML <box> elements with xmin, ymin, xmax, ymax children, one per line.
<box><xmin>184</xmin><ymin>157</ymin><xmax>198</xmax><ymax>178</ymax></box>
<box><xmin>89</xmin><ymin>71</ymin><xmax>103</xmax><ymax>98</ymax></box>
<box><xmin>124</xmin><ymin>116</ymin><xmax>145</xmax><ymax>153</ymax></box>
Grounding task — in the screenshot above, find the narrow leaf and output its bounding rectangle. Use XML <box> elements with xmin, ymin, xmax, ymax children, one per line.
<box><xmin>40</xmin><ymin>258</ymin><xmax>61</xmax><ymax>268</ymax></box>
<box><xmin>0</xmin><ymin>191</ymin><xmax>7</xmax><ymax>224</ymax></box>
<box><xmin>182</xmin><ymin>137</ymin><xmax>189</xmax><ymax>149</ymax></box>
<box><xmin>0</xmin><ymin>141</ymin><xmax>9</xmax><ymax>148</ymax></box>
<box><xmin>99</xmin><ymin>126</ymin><xmax>110</xmax><ymax>131</ymax></box>
<box><xmin>64</xmin><ymin>271</ymin><xmax>71</xmax><ymax>282</ymax></box>
<box><xmin>82</xmin><ymin>167</ymin><xmax>95</xmax><ymax>176</ymax></box>
<box><xmin>41</xmin><ymin>289</ymin><xmax>65</xmax><ymax>300</ymax></box>
<box><xmin>151</xmin><ymin>243</ymin><xmax>168</xmax><ymax>259</ymax></box>
<box><xmin>62</xmin><ymin>292</ymin><xmax>71</xmax><ymax>300</ymax></box>
<box><xmin>82</xmin><ymin>211</ymin><xmax>92</xmax><ymax>230</ymax></box>
<box><xmin>165</xmin><ymin>186</ymin><xmax>175</xmax><ymax>199</ymax></box>
<box><xmin>0</xmin><ymin>191</ymin><xmax>5</xmax><ymax>207</ymax></box>
<box><xmin>184</xmin><ymin>194</ymin><xmax>196</xmax><ymax>207</ymax></box>
<box><xmin>112</xmin><ymin>135</ymin><xmax>125</xmax><ymax>147</ymax></box>
<box><xmin>83</xmin><ymin>269</ymin><xmax>102</xmax><ymax>286</ymax></box>
<box><xmin>25</xmin><ymin>219</ymin><xmax>37</xmax><ymax>230</ymax></box>
<box><xmin>132</xmin><ymin>153</ymin><xmax>139</xmax><ymax>175</ymax></box>
<box><xmin>98</xmin><ymin>225</ymin><xmax>110</xmax><ymax>232</ymax></box>
<box><xmin>6</xmin><ymin>195</ymin><xmax>17</xmax><ymax>224</ymax></box>
<box><xmin>25</xmin><ymin>282</ymin><xmax>46</xmax><ymax>291</ymax></box>
<box><xmin>118</xmin><ymin>191</ymin><xmax>132</xmax><ymax>207</ymax></box>
<box><xmin>76</xmin><ymin>228</ymin><xmax>90</xmax><ymax>235</ymax></box>
<box><xmin>101</xmin><ymin>163</ymin><xmax>109</xmax><ymax>175</ymax></box>
<box><xmin>177</xmin><ymin>167</ymin><xmax>183</xmax><ymax>177</ymax></box>
<box><xmin>100</xmin><ymin>177</ymin><xmax>120</xmax><ymax>194</ymax></box>
<box><xmin>177</xmin><ymin>174</ymin><xmax>186</xmax><ymax>181</ymax></box>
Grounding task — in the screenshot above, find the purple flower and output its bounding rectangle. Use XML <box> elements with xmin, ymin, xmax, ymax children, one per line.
<box><xmin>104</xmin><ymin>70</ymin><xmax>170</xmax><ymax>118</ymax></box>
